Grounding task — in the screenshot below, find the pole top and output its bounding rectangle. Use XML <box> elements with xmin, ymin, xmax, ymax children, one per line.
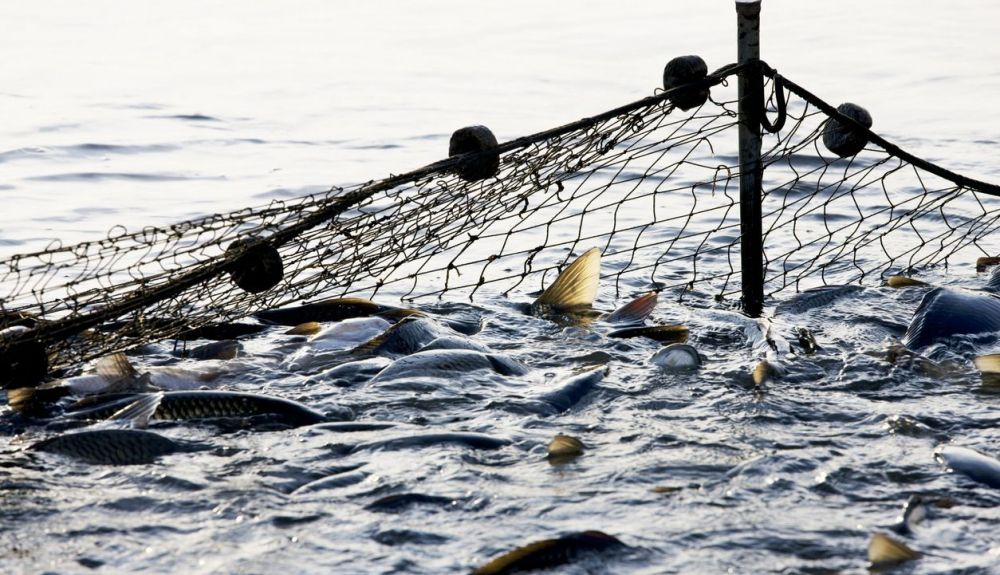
<box><xmin>736</xmin><ymin>1</ymin><xmax>761</xmax><ymax>17</ymax></box>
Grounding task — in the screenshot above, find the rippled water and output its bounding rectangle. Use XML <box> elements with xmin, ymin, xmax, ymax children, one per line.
<box><xmin>3</xmin><ymin>1</ymin><xmax>1000</xmax><ymax>573</ymax></box>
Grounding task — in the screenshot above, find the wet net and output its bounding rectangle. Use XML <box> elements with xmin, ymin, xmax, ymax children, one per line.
<box><xmin>2</xmin><ymin>60</ymin><xmax>999</xmax><ymax>378</ymax></box>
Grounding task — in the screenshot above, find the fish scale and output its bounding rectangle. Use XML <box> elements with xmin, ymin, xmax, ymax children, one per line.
<box><xmin>30</xmin><ymin>429</ymin><xmax>187</xmax><ymax>465</ymax></box>
<box><xmin>67</xmin><ymin>391</ymin><xmax>332</xmax><ymax>427</ymax></box>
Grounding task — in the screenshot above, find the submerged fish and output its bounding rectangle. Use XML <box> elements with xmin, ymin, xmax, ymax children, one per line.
<box><xmin>369</xmin><ymin>349</ymin><xmax>529</xmax><ymax>383</ymax></box>
<box><xmin>607</xmin><ymin>324</ymin><xmax>688</xmax><ymax>343</ymax></box>
<box><xmin>255</xmin><ymin>297</ymin><xmax>416</xmax><ymax>326</ymax></box>
<box><xmin>935</xmin><ymin>445</ymin><xmax>1000</xmax><ymax>489</ymax></box>
<box><xmin>66</xmin><ymin>390</ymin><xmax>340</xmax><ymax>428</ymax></box>
<box><xmin>350</xmin><ymin>432</ymin><xmax>510</xmax><ymax>453</ymax></box>
<box><xmin>28</xmin><ymin>429</ymin><xmax>197</xmax><ymax>465</ymax></box>
<box><xmin>547</xmin><ymin>434</ymin><xmax>585</xmax><ymax>464</ymax></box>
<box><xmin>418</xmin><ymin>335</ymin><xmax>492</xmax><ymax>353</ymax></box>
<box><xmin>775</xmin><ymin>284</ymin><xmax>864</xmax><ymax>316</ymax></box>
<box><xmin>363</xmin><ymin>492</ymin><xmax>458</xmax><ymax>513</ymax></box>
<box><xmin>472</xmin><ymin>530</ymin><xmax>625</xmax><ymax>575</ymax></box>
<box><xmin>317</xmin><ymin>357</ymin><xmax>393</xmax><ymax>386</ymax></box>
<box><xmin>174</xmin><ymin>339</ymin><xmax>241</xmax><ymax>360</ymax></box>
<box><xmin>902</xmin><ymin>287</ymin><xmax>1000</xmax><ymax>350</ymax></box>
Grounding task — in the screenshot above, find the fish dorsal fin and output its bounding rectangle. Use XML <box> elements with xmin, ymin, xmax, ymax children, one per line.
<box><xmin>603</xmin><ymin>292</ymin><xmax>657</xmax><ymax>325</ymax></box>
<box><xmin>867</xmin><ymin>532</ymin><xmax>920</xmax><ymax>567</ymax></box>
<box><xmin>95</xmin><ymin>352</ymin><xmax>139</xmax><ymax>384</ymax></box>
<box><xmin>108</xmin><ymin>392</ymin><xmax>164</xmax><ymax>428</ymax></box>
<box><xmin>350</xmin><ymin>317</ymin><xmax>415</xmax><ymax>356</ymax></box>
<box><xmin>534</xmin><ymin>248</ymin><xmax>601</xmax><ymax>309</ymax></box>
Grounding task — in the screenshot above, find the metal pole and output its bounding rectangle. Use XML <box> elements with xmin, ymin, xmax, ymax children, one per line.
<box><xmin>736</xmin><ymin>0</ymin><xmax>764</xmax><ymax>317</ymax></box>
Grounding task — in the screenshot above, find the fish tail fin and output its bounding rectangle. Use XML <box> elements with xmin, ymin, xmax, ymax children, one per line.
<box><xmin>8</xmin><ymin>385</ymin><xmax>69</xmax><ymax>413</ymax></box>
<box><xmin>752</xmin><ymin>359</ymin><xmax>784</xmax><ymax>386</ymax></box>
<box><xmin>867</xmin><ymin>532</ymin><xmax>920</xmax><ymax>567</ymax></box>
<box><xmin>533</xmin><ymin>248</ymin><xmax>601</xmax><ymax>309</ymax></box>
<box><xmin>974</xmin><ymin>353</ymin><xmax>1000</xmax><ymax>374</ymax></box>
<box><xmin>96</xmin><ymin>352</ymin><xmax>139</xmax><ymax>384</ymax></box>
<box><xmin>603</xmin><ymin>292</ymin><xmax>658</xmax><ymax>325</ymax></box>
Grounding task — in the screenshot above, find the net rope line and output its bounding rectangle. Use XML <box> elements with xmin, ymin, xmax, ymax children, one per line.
<box><xmin>2</xmin><ymin>60</ymin><xmax>1000</xmax><ymax>375</ymax></box>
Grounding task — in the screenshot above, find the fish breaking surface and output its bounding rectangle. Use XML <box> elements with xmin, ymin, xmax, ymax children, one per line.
<box><xmin>4</xmin><ymin>253</ymin><xmax>1000</xmax><ymax>574</ymax></box>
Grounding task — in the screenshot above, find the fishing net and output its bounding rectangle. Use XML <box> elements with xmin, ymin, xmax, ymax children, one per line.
<box><xmin>2</xmin><ymin>60</ymin><xmax>999</xmax><ymax>378</ymax></box>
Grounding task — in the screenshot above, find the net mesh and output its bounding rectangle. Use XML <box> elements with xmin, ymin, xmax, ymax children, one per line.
<box><xmin>2</xmin><ymin>62</ymin><xmax>999</xmax><ymax>375</ymax></box>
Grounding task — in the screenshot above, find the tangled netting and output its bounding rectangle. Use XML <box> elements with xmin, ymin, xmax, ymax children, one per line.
<box><xmin>2</xmin><ymin>61</ymin><xmax>999</xmax><ymax>375</ymax></box>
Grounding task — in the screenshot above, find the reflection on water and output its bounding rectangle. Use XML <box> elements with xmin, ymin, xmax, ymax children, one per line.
<box><xmin>3</xmin><ymin>1</ymin><xmax>1000</xmax><ymax>573</ymax></box>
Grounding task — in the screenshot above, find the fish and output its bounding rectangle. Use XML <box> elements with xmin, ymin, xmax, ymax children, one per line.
<box><xmin>28</xmin><ymin>429</ymin><xmax>199</xmax><ymax>465</ymax></box>
<box><xmin>173</xmin><ymin>339</ymin><xmax>241</xmax><ymax>360</ymax></box>
<box><xmin>607</xmin><ymin>324</ymin><xmax>689</xmax><ymax>343</ymax></box>
<box><xmin>351</xmin><ymin>317</ymin><xmax>455</xmax><ymax>358</ymax></box>
<box><xmin>650</xmin><ymin>343</ymin><xmax>701</xmax><ymax>369</ymax></box>
<box><xmin>935</xmin><ymin>445</ymin><xmax>1000</xmax><ymax>489</ymax></box>
<box><xmin>65</xmin><ymin>390</ymin><xmax>340</xmax><ymax>428</ymax></box>
<box><xmin>774</xmin><ymin>284</ymin><xmax>864</xmax><ymax>316</ymax></box>
<box><xmin>7</xmin><ymin>352</ymin><xmax>154</xmax><ymax>412</ymax></box>
<box><xmin>532</xmin><ymin>248</ymin><xmax>601</xmax><ymax>311</ymax></box>
<box><xmin>369</xmin><ymin>350</ymin><xmax>529</xmax><ymax>383</ymax></box>
<box><xmin>7</xmin><ymin>352</ymin><xmax>226</xmax><ymax>412</ymax></box>
<box><xmin>794</xmin><ymin>327</ymin><xmax>820</xmax><ymax>354</ymax></box>
<box><xmin>985</xmin><ymin>262</ymin><xmax>1000</xmax><ymax>291</ymax></box>
<box><xmin>363</xmin><ymin>493</ymin><xmax>458</xmax><ymax>513</ymax></box>
<box><xmin>291</xmin><ymin>469</ymin><xmax>369</xmax><ymax>494</ymax></box>
<box><xmin>255</xmin><ymin>297</ymin><xmax>417</xmax><ymax>326</ymax></box>
<box><xmin>472</xmin><ymin>530</ymin><xmax>625</xmax><ymax>575</ymax></box>
<box><xmin>279</xmin><ymin>317</ymin><xmax>396</xmax><ymax>372</ymax></box>
<box><xmin>976</xmin><ymin>256</ymin><xmax>1000</xmax><ymax>273</ymax></box>
<box><xmin>890</xmin><ymin>495</ymin><xmax>955</xmax><ymax>535</ymax></box>
<box><xmin>535</xmin><ymin>366</ymin><xmax>607</xmax><ymax>413</ymax></box>
<box><xmin>418</xmin><ymin>336</ymin><xmax>492</xmax><ymax>353</ymax></box>
<box><xmin>316</xmin><ymin>357</ymin><xmax>392</xmax><ymax>386</ymax></box>
<box><xmin>902</xmin><ymin>287</ymin><xmax>1000</xmax><ymax>350</ymax></box>
<box><xmin>308</xmin><ymin>317</ymin><xmax>392</xmax><ymax>350</ymax></box>
<box><xmin>349</xmin><ymin>432</ymin><xmax>510</xmax><ymax>453</ymax></box>
<box><xmin>885</xmin><ymin>275</ymin><xmax>929</xmax><ymax>288</ymax></box>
